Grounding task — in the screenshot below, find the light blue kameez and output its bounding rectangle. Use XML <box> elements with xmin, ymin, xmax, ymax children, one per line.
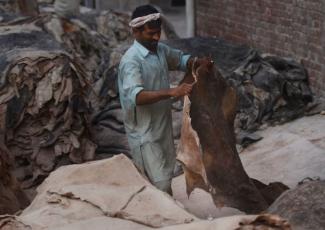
<box><xmin>118</xmin><ymin>40</ymin><xmax>190</xmax><ymax>186</ymax></box>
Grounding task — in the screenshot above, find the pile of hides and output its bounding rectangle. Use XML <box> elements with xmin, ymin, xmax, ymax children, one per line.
<box><xmin>0</xmin><ymin>0</ymin><xmax>16</xmax><ymax>13</ymax></box>
<box><xmin>164</xmin><ymin>37</ymin><xmax>314</xmax><ymax>133</ymax></box>
<box><xmin>39</xmin><ymin>6</ymin><xmax>133</xmax><ymax>156</ymax></box>
<box><xmin>0</xmin><ymin>2</ymin><xmax>136</xmax><ymax>186</ymax></box>
<box><xmin>267</xmin><ymin>180</ymin><xmax>325</xmax><ymax>230</ymax></box>
<box><xmin>3</xmin><ymin>155</ymin><xmax>197</xmax><ymax>229</ymax></box>
<box><xmin>0</xmin><ymin>17</ymin><xmax>96</xmax><ymax>191</ymax></box>
<box><xmin>41</xmin><ymin>11</ymin><xmax>112</xmax><ymax>81</ymax></box>
<box><xmin>0</xmin><ymin>147</ymin><xmax>29</xmax><ymax>214</ymax></box>
<box><xmin>39</xmin><ymin>3</ymin><xmax>179</xmax><ymax>70</ymax></box>
<box><xmin>0</xmin><ymin>154</ymin><xmax>293</xmax><ymax>230</ymax></box>
<box><xmin>0</xmin><ymin>1</ymin><xmax>21</xmax><ymax>23</ymax></box>
<box><xmin>78</xmin><ymin>8</ymin><xmax>133</xmax><ymax>48</ymax></box>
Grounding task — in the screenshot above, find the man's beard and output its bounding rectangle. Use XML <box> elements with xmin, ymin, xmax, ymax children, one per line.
<box><xmin>141</xmin><ymin>40</ymin><xmax>158</xmax><ymax>51</ymax></box>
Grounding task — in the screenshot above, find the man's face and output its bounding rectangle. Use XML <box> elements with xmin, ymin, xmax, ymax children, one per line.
<box><xmin>134</xmin><ymin>24</ymin><xmax>161</xmax><ymax>52</ymax></box>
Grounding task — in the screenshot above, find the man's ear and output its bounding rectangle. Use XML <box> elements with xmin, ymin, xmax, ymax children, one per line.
<box><xmin>132</xmin><ymin>28</ymin><xmax>141</xmax><ymax>36</ymax></box>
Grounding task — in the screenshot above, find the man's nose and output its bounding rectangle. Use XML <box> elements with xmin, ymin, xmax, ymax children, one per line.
<box><xmin>153</xmin><ymin>33</ymin><xmax>160</xmax><ymax>41</ymax></box>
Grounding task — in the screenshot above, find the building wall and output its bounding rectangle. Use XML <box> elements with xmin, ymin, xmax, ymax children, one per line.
<box><xmin>95</xmin><ymin>0</ymin><xmax>173</xmax><ymax>12</ymax></box>
<box><xmin>96</xmin><ymin>0</ymin><xmax>149</xmax><ymax>12</ymax></box>
<box><xmin>196</xmin><ymin>0</ymin><xmax>325</xmax><ymax>97</ymax></box>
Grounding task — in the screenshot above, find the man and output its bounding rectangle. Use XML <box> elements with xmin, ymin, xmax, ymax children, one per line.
<box><xmin>118</xmin><ymin>5</ymin><xmax>198</xmax><ymax>194</ymax></box>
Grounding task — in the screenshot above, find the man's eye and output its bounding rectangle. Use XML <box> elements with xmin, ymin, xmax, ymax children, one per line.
<box><xmin>149</xmin><ymin>31</ymin><xmax>160</xmax><ymax>36</ymax></box>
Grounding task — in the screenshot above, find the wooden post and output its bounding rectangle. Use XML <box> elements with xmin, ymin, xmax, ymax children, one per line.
<box><xmin>95</xmin><ymin>0</ymin><xmax>101</xmax><ymax>12</ymax></box>
<box><xmin>186</xmin><ymin>0</ymin><xmax>195</xmax><ymax>37</ymax></box>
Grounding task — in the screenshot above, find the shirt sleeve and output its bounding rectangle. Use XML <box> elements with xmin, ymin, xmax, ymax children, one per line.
<box><xmin>160</xmin><ymin>43</ymin><xmax>191</xmax><ymax>72</ymax></box>
<box><xmin>118</xmin><ymin>60</ymin><xmax>144</xmax><ymax>107</ymax></box>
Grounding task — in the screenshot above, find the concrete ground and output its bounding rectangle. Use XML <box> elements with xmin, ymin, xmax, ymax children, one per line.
<box><xmin>172</xmin><ymin>175</ymin><xmax>243</xmax><ymax>219</ymax></box>
<box><xmin>240</xmin><ymin>114</ymin><xmax>325</xmax><ymax>188</ymax></box>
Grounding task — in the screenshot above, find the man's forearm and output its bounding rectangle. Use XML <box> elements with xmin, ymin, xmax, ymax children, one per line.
<box><xmin>136</xmin><ymin>82</ymin><xmax>193</xmax><ymax>105</ymax></box>
<box><xmin>136</xmin><ymin>89</ymin><xmax>172</xmax><ymax>105</ymax></box>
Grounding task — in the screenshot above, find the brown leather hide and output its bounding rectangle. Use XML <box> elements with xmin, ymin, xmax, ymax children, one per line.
<box><xmin>0</xmin><ymin>144</ymin><xmax>30</xmax><ymax>215</ymax></box>
<box><xmin>177</xmin><ymin>60</ymin><xmax>268</xmax><ymax>213</ymax></box>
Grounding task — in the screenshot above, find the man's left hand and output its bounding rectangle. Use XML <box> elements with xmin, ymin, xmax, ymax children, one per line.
<box><xmin>187</xmin><ymin>56</ymin><xmax>214</xmax><ymax>71</ymax></box>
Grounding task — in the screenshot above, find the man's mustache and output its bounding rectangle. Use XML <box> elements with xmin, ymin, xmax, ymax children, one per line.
<box><xmin>142</xmin><ymin>40</ymin><xmax>158</xmax><ymax>48</ymax></box>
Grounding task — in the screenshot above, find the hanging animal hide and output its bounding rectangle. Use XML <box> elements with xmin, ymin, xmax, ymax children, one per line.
<box><xmin>177</xmin><ymin>59</ymin><xmax>269</xmax><ymax>213</ymax></box>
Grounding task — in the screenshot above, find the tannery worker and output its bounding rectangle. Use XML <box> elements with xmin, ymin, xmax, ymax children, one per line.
<box><xmin>118</xmin><ymin>4</ymin><xmax>206</xmax><ymax>195</ymax></box>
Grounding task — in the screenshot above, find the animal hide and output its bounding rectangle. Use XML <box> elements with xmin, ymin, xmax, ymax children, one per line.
<box><xmin>0</xmin><ymin>144</ymin><xmax>29</xmax><ymax>214</ymax></box>
<box><xmin>177</xmin><ymin>59</ymin><xmax>269</xmax><ymax>213</ymax></box>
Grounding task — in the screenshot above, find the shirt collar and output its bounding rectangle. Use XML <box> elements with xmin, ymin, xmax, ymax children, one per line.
<box><xmin>133</xmin><ymin>40</ymin><xmax>150</xmax><ymax>57</ymax></box>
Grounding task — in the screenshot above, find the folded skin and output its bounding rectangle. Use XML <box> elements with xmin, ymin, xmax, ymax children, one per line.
<box><xmin>178</xmin><ymin>58</ymin><xmax>268</xmax><ymax>213</ymax></box>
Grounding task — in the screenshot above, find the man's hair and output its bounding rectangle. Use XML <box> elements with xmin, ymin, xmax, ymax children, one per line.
<box><xmin>131</xmin><ymin>5</ymin><xmax>162</xmax><ymax>30</ymax></box>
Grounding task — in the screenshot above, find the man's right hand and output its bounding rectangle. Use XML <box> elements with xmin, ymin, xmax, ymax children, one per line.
<box><xmin>170</xmin><ymin>83</ymin><xmax>193</xmax><ymax>97</ymax></box>
<box><xmin>136</xmin><ymin>83</ymin><xmax>193</xmax><ymax>105</ymax></box>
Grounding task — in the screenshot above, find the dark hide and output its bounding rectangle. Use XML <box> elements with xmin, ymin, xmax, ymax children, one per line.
<box><xmin>267</xmin><ymin>180</ymin><xmax>325</xmax><ymax>230</ymax></box>
<box><xmin>0</xmin><ymin>143</ymin><xmax>29</xmax><ymax>214</ymax></box>
<box><xmin>178</xmin><ymin>59</ymin><xmax>269</xmax><ymax>213</ymax></box>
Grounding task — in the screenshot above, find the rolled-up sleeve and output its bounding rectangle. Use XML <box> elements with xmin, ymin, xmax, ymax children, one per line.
<box><xmin>159</xmin><ymin>43</ymin><xmax>191</xmax><ymax>72</ymax></box>
<box><xmin>119</xmin><ymin>61</ymin><xmax>144</xmax><ymax>106</ymax></box>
